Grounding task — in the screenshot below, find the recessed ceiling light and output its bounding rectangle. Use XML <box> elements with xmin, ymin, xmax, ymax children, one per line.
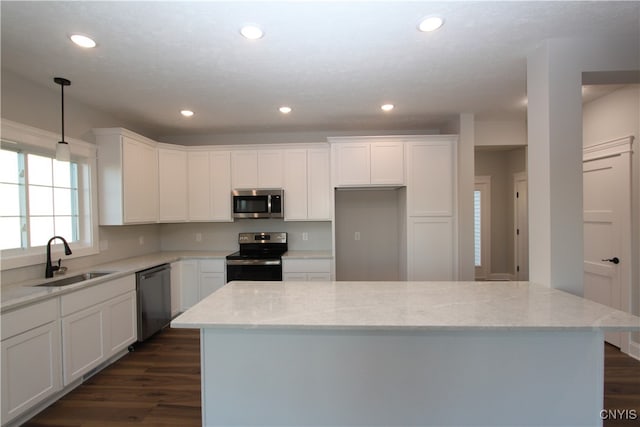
<box><xmin>279</xmin><ymin>106</ymin><xmax>292</xmax><ymax>114</ymax></box>
<box><xmin>180</xmin><ymin>110</ymin><xmax>195</xmax><ymax>117</ymax></box>
<box><xmin>381</xmin><ymin>104</ymin><xmax>395</xmax><ymax>112</ymax></box>
<box><xmin>70</xmin><ymin>34</ymin><xmax>96</xmax><ymax>48</ymax></box>
<box><xmin>240</xmin><ymin>25</ymin><xmax>264</xmax><ymax>40</ymax></box>
<box><xmin>418</xmin><ymin>16</ymin><xmax>444</xmax><ymax>32</ymax></box>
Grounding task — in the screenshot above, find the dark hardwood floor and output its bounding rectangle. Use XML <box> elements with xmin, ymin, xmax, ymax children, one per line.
<box><xmin>24</xmin><ymin>328</ymin><xmax>201</xmax><ymax>427</ymax></box>
<box><xmin>23</xmin><ymin>329</ymin><xmax>640</xmax><ymax>426</ymax></box>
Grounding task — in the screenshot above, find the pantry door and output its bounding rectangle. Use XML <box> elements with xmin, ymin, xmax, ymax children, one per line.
<box><xmin>583</xmin><ymin>136</ymin><xmax>633</xmax><ymax>351</ymax></box>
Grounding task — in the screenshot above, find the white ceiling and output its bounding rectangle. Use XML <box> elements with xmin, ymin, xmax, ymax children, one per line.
<box><xmin>1</xmin><ymin>1</ymin><xmax>638</xmax><ymax>137</ymax></box>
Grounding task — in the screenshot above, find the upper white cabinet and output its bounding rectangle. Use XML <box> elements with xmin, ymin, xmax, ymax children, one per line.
<box><xmin>94</xmin><ymin>129</ymin><xmax>159</xmax><ymax>225</ymax></box>
<box><xmin>188</xmin><ymin>150</ymin><xmax>232</xmax><ymax>222</ymax></box>
<box><xmin>231</xmin><ymin>150</ymin><xmax>283</xmax><ymax>189</ymax></box>
<box><xmin>158</xmin><ymin>145</ymin><xmax>188</xmax><ymax>222</ymax></box>
<box><xmin>283</xmin><ymin>147</ymin><xmax>331</xmax><ymax>221</ymax></box>
<box><xmin>406</xmin><ymin>138</ymin><xmax>456</xmax><ymax>216</ymax></box>
<box><xmin>330</xmin><ymin>138</ymin><xmax>404</xmax><ymax>187</ymax></box>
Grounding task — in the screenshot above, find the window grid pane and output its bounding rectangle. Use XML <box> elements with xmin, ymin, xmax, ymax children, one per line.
<box><xmin>1</xmin><ymin>148</ymin><xmax>81</xmax><ymax>250</ymax></box>
<box><xmin>474</xmin><ymin>190</ymin><xmax>482</xmax><ymax>267</ymax></box>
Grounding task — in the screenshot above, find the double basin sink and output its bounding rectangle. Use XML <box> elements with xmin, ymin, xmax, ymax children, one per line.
<box><xmin>36</xmin><ymin>271</ymin><xmax>114</xmax><ymax>287</ymax></box>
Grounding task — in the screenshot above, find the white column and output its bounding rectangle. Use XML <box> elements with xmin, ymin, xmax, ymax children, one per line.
<box><xmin>527</xmin><ymin>36</ymin><xmax>639</xmax><ymax>295</ymax></box>
<box><xmin>458</xmin><ymin>113</ymin><xmax>475</xmax><ymax>280</ymax></box>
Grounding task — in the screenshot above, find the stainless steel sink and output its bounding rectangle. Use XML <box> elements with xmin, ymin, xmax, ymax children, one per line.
<box><xmin>36</xmin><ymin>272</ymin><xmax>114</xmax><ymax>287</ymax></box>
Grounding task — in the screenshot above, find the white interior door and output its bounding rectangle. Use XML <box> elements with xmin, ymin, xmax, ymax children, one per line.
<box><xmin>583</xmin><ymin>137</ymin><xmax>633</xmax><ymax>351</ymax></box>
<box><xmin>514</xmin><ymin>173</ymin><xmax>528</xmax><ymax>281</ymax></box>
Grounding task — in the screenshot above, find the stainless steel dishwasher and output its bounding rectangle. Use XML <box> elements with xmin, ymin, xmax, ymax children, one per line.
<box><xmin>136</xmin><ymin>263</ymin><xmax>171</xmax><ymax>341</ymax></box>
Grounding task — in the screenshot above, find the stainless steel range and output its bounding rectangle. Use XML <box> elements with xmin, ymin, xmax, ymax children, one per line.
<box><xmin>226</xmin><ymin>232</ymin><xmax>288</xmax><ymax>282</ymax></box>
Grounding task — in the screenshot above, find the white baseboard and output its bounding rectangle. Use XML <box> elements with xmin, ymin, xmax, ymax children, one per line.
<box><xmin>487</xmin><ymin>272</ymin><xmax>516</xmax><ymax>281</ymax></box>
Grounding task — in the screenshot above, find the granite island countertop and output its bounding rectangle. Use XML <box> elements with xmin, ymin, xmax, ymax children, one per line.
<box><xmin>172</xmin><ymin>280</ymin><xmax>640</xmax><ymax>331</ymax></box>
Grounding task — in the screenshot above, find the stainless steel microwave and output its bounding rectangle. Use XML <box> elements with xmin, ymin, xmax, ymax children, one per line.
<box><xmin>232</xmin><ymin>189</ymin><xmax>284</xmax><ymax>219</ymax></box>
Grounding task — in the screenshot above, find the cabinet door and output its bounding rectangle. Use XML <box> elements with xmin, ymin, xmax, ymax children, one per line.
<box><xmin>180</xmin><ymin>260</ymin><xmax>200</xmax><ymax>311</ymax></box>
<box><xmin>122</xmin><ymin>136</ymin><xmax>159</xmax><ymax>223</ymax></box>
<box><xmin>200</xmin><ymin>273</ymin><xmax>225</xmax><ymax>299</ymax></box>
<box><xmin>158</xmin><ymin>147</ymin><xmax>188</xmax><ymax>222</ymax></box>
<box><xmin>307</xmin><ymin>148</ymin><xmax>331</xmax><ymax>220</ymax></box>
<box><xmin>170</xmin><ymin>261</ymin><xmax>182</xmax><ymax>317</ymax></box>
<box><xmin>188</xmin><ymin>151</ymin><xmax>212</xmax><ymax>221</ymax></box>
<box><xmin>61</xmin><ymin>305</ymin><xmax>106</xmax><ymax>385</ymax></box>
<box><xmin>106</xmin><ymin>291</ymin><xmax>137</xmax><ymax>356</ymax></box>
<box><xmin>407</xmin><ymin>140</ymin><xmax>455</xmax><ymax>216</ymax></box>
<box><xmin>334</xmin><ymin>143</ymin><xmax>370</xmax><ymax>186</ymax></box>
<box><xmin>408</xmin><ymin>217</ymin><xmax>455</xmax><ymax>281</ymax></box>
<box><xmin>283</xmin><ymin>272</ymin><xmax>308</xmax><ymax>281</ymax></box>
<box><xmin>370</xmin><ymin>141</ymin><xmax>404</xmax><ymax>185</ymax></box>
<box><xmin>258</xmin><ymin>150</ymin><xmax>283</xmax><ymax>188</ymax></box>
<box><xmin>307</xmin><ymin>273</ymin><xmax>331</xmax><ymax>281</ymax></box>
<box><xmin>231</xmin><ymin>151</ymin><xmax>258</xmax><ymax>189</ymax></box>
<box><xmin>210</xmin><ymin>151</ymin><xmax>232</xmax><ymax>221</ymax></box>
<box><xmin>1</xmin><ymin>322</ymin><xmax>61</xmax><ymax>424</ymax></box>
<box><xmin>284</xmin><ymin>150</ymin><xmax>308</xmax><ymax>220</ymax></box>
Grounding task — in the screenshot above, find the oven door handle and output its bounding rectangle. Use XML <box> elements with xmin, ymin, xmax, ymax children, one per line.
<box><xmin>226</xmin><ymin>259</ymin><xmax>282</xmax><ymax>266</ymax></box>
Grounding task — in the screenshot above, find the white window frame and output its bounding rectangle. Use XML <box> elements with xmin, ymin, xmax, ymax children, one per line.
<box><xmin>474</xmin><ymin>176</ymin><xmax>491</xmax><ymax>280</ymax></box>
<box><xmin>0</xmin><ymin>119</ymin><xmax>99</xmax><ymax>270</ymax></box>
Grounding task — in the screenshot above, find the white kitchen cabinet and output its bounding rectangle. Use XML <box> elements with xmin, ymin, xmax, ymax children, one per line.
<box><xmin>331</xmin><ymin>138</ymin><xmax>404</xmax><ymax>187</ymax></box>
<box><xmin>283</xmin><ymin>258</ymin><xmax>332</xmax><ymax>281</ymax></box>
<box><xmin>283</xmin><ymin>147</ymin><xmax>331</xmax><ymax>221</ymax></box>
<box><xmin>1</xmin><ymin>299</ymin><xmax>62</xmax><ymax>424</ymax></box>
<box><xmin>94</xmin><ymin>128</ymin><xmax>159</xmax><ymax>225</ymax></box>
<box><xmin>188</xmin><ymin>150</ymin><xmax>232</xmax><ymax>222</ymax></box>
<box><xmin>170</xmin><ymin>261</ymin><xmax>183</xmax><ymax>317</ymax></box>
<box><xmin>180</xmin><ymin>259</ymin><xmax>226</xmax><ymax>310</ymax></box>
<box><xmin>407</xmin><ymin>217</ymin><xmax>456</xmax><ymax>281</ymax></box>
<box><xmin>60</xmin><ymin>275</ymin><xmax>136</xmax><ymax>385</ymax></box>
<box><xmin>199</xmin><ymin>259</ymin><xmax>226</xmax><ymax>299</ymax></box>
<box><xmin>406</xmin><ymin>138</ymin><xmax>456</xmax><ymax>216</ymax></box>
<box><xmin>210</xmin><ymin>151</ymin><xmax>232</xmax><ymax>221</ymax></box>
<box><xmin>231</xmin><ymin>149</ymin><xmax>283</xmax><ymax>189</ymax></box>
<box><xmin>179</xmin><ymin>260</ymin><xmax>200</xmax><ymax>311</ymax></box>
<box><xmin>307</xmin><ymin>148</ymin><xmax>332</xmax><ymax>220</ymax></box>
<box><xmin>158</xmin><ymin>146</ymin><xmax>188</xmax><ymax>222</ymax></box>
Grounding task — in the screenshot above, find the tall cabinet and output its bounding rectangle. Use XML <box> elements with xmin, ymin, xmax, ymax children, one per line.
<box><xmin>406</xmin><ymin>136</ymin><xmax>458</xmax><ymax>280</ymax></box>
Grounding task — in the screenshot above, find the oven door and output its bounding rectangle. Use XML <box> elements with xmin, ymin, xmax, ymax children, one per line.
<box><xmin>226</xmin><ymin>259</ymin><xmax>283</xmax><ymax>282</ymax></box>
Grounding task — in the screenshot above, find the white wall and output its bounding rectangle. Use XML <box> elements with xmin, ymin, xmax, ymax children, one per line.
<box><xmin>475</xmin><ymin>120</ymin><xmax>527</xmax><ymax>147</ymax></box>
<box><xmin>582</xmin><ymin>85</ymin><xmax>640</xmax><ymax>346</ymax></box>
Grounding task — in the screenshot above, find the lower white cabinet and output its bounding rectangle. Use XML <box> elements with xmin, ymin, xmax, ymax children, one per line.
<box><xmin>1</xmin><ymin>299</ymin><xmax>62</xmax><ymax>424</ymax></box>
<box><xmin>179</xmin><ymin>259</ymin><xmax>226</xmax><ymax>311</ymax></box>
<box><xmin>407</xmin><ymin>217</ymin><xmax>456</xmax><ymax>280</ymax></box>
<box><xmin>60</xmin><ymin>275</ymin><xmax>137</xmax><ymax>385</ymax></box>
<box><xmin>283</xmin><ymin>259</ymin><xmax>332</xmax><ymax>281</ymax></box>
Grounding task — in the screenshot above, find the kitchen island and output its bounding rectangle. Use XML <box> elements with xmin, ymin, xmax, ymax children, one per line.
<box><xmin>171</xmin><ymin>280</ymin><xmax>640</xmax><ymax>426</ymax></box>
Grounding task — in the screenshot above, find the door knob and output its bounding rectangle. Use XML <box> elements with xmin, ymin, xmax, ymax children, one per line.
<box><xmin>601</xmin><ymin>257</ymin><xmax>620</xmax><ymax>264</ymax></box>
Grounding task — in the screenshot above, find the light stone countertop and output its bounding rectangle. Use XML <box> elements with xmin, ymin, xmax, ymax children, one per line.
<box><xmin>0</xmin><ymin>251</ymin><xmax>231</xmax><ymax>312</ymax></box>
<box><xmin>1</xmin><ymin>250</ymin><xmax>333</xmax><ymax>313</ymax></box>
<box><xmin>171</xmin><ymin>280</ymin><xmax>640</xmax><ymax>331</ymax></box>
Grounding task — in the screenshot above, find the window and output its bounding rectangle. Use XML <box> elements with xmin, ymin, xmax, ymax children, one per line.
<box><xmin>0</xmin><ymin>150</ymin><xmax>80</xmax><ymax>250</ymax></box>
<box><xmin>1</xmin><ymin>119</ymin><xmax>98</xmax><ymax>270</ymax></box>
<box><xmin>474</xmin><ymin>177</ymin><xmax>491</xmax><ymax>280</ymax></box>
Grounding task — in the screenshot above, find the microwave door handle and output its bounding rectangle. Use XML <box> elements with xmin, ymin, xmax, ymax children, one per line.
<box><xmin>267</xmin><ymin>194</ymin><xmax>272</xmax><ymax>214</ymax></box>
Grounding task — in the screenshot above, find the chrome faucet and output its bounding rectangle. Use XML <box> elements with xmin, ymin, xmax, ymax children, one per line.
<box><xmin>45</xmin><ymin>236</ymin><xmax>72</xmax><ymax>278</ymax></box>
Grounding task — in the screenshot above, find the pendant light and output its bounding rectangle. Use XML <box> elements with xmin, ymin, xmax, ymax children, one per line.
<box><xmin>54</xmin><ymin>77</ymin><xmax>71</xmax><ymax>162</ymax></box>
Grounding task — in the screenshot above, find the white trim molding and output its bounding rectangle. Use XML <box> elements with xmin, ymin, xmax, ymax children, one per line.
<box><xmin>583</xmin><ymin>135</ymin><xmax>634</xmax><ymax>162</ymax></box>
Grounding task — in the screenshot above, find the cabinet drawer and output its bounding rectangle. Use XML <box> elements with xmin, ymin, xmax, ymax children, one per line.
<box><xmin>283</xmin><ymin>259</ymin><xmax>331</xmax><ymax>273</ymax></box>
<box><xmin>61</xmin><ymin>275</ymin><xmax>135</xmax><ymax>317</ymax></box>
<box><xmin>1</xmin><ymin>298</ymin><xmax>59</xmax><ymax>340</ymax></box>
<box><xmin>199</xmin><ymin>259</ymin><xmax>225</xmax><ymax>273</ymax></box>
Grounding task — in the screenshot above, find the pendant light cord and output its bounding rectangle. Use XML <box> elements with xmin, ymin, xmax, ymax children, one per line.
<box><xmin>60</xmin><ymin>83</ymin><xmax>65</xmax><ymax>143</ymax></box>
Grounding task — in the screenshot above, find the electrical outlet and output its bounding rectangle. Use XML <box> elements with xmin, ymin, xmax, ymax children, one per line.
<box><xmin>302</xmin><ymin>232</ymin><xmax>308</xmax><ymax>241</ymax></box>
<box><xmin>354</xmin><ymin>231</ymin><xmax>361</xmax><ymax>241</ymax></box>
<box><xmin>195</xmin><ymin>233</ymin><xmax>203</xmax><ymax>242</ymax></box>
<box><xmin>138</xmin><ymin>236</ymin><xmax>145</xmax><ymax>245</ymax></box>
